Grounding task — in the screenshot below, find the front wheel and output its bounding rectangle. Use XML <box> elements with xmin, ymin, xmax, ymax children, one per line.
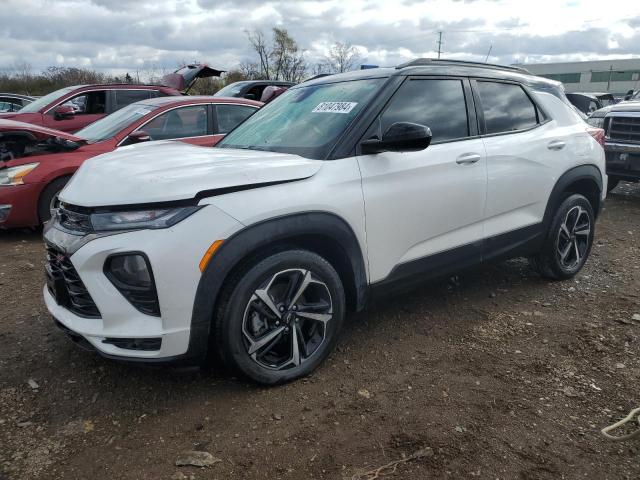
<box><xmin>529</xmin><ymin>194</ymin><xmax>595</xmax><ymax>280</ymax></box>
<box><xmin>215</xmin><ymin>250</ymin><xmax>345</xmax><ymax>385</ymax></box>
<box><xmin>38</xmin><ymin>176</ymin><xmax>70</xmax><ymax>225</ymax></box>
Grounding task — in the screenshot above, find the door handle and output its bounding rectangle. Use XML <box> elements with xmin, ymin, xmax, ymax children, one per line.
<box><xmin>547</xmin><ymin>140</ymin><xmax>566</xmax><ymax>151</ymax></box>
<box><xmin>456</xmin><ymin>153</ymin><xmax>481</xmax><ymax>165</ymax></box>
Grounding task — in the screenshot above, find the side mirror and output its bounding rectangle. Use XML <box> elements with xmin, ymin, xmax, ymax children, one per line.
<box><xmin>127</xmin><ymin>130</ymin><xmax>151</xmax><ymax>144</ymax></box>
<box><xmin>361</xmin><ymin>122</ymin><xmax>432</xmax><ymax>154</ymax></box>
<box><xmin>54</xmin><ymin>105</ymin><xmax>75</xmax><ymax>120</ymax></box>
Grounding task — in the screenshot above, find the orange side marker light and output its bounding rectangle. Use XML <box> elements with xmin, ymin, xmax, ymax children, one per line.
<box><xmin>199</xmin><ymin>240</ymin><xmax>224</xmax><ymax>272</ymax></box>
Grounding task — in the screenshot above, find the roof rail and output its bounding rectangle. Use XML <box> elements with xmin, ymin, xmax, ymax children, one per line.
<box><xmin>396</xmin><ymin>58</ymin><xmax>530</xmax><ymax>74</ymax></box>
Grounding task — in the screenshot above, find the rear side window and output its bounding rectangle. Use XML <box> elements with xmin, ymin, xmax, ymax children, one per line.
<box><xmin>114</xmin><ymin>90</ymin><xmax>152</xmax><ymax>111</ymax></box>
<box><xmin>216</xmin><ymin>104</ymin><xmax>257</xmax><ymax>134</ymax></box>
<box><xmin>381</xmin><ymin>79</ymin><xmax>469</xmax><ymax>143</ymax></box>
<box><xmin>476</xmin><ymin>81</ymin><xmax>538</xmax><ymax>134</ymax></box>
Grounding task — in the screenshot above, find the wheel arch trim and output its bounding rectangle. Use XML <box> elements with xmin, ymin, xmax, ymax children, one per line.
<box><xmin>543</xmin><ymin>164</ymin><xmax>603</xmax><ymax>228</ymax></box>
<box><xmin>187</xmin><ymin>211</ymin><xmax>368</xmax><ymax>361</ymax></box>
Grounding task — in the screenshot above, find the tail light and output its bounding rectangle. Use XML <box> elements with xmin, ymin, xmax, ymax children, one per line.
<box><xmin>587</xmin><ymin>127</ymin><xmax>605</xmax><ymax>147</ymax></box>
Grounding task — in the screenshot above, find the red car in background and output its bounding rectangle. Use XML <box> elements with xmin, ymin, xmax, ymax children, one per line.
<box><xmin>0</xmin><ymin>64</ymin><xmax>223</xmax><ymax>133</ymax></box>
<box><xmin>0</xmin><ymin>96</ymin><xmax>261</xmax><ymax>228</ymax></box>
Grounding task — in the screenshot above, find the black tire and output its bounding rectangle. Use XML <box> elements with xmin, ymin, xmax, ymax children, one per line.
<box><xmin>215</xmin><ymin>249</ymin><xmax>345</xmax><ymax>385</ymax></box>
<box><xmin>529</xmin><ymin>193</ymin><xmax>595</xmax><ymax>280</ymax></box>
<box><xmin>38</xmin><ymin>176</ymin><xmax>70</xmax><ymax>225</ymax></box>
<box><xmin>607</xmin><ymin>177</ymin><xmax>621</xmax><ymax>193</ymax></box>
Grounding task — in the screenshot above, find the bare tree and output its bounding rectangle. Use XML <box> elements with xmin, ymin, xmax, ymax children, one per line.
<box><xmin>246</xmin><ymin>30</ymin><xmax>271</xmax><ymax>79</ymax></box>
<box><xmin>246</xmin><ymin>28</ymin><xmax>307</xmax><ymax>82</ymax></box>
<box><xmin>239</xmin><ymin>61</ymin><xmax>260</xmax><ymax>80</ymax></box>
<box><xmin>324</xmin><ymin>42</ymin><xmax>360</xmax><ymax>73</ymax></box>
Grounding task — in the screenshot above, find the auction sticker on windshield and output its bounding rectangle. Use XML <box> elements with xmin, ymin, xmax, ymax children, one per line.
<box><xmin>312</xmin><ymin>102</ymin><xmax>358</xmax><ymax>114</ymax></box>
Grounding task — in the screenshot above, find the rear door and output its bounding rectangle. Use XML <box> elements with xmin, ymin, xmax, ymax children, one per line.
<box><xmin>357</xmin><ymin>76</ymin><xmax>488</xmax><ymax>283</ymax></box>
<box><xmin>473</xmin><ymin>79</ymin><xmax>565</xmax><ymax>248</ymax></box>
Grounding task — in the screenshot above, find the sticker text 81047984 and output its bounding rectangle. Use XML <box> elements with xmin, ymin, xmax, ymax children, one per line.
<box><xmin>312</xmin><ymin>102</ymin><xmax>358</xmax><ymax>114</ymax></box>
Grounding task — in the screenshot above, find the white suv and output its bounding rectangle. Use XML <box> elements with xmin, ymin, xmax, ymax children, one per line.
<box><xmin>44</xmin><ymin>59</ymin><xmax>606</xmax><ymax>384</ymax></box>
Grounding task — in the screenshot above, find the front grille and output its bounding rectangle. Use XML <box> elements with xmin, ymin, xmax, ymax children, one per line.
<box><xmin>608</xmin><ymin>116</ymin><xmax>640</xmax><ymax>143</ymax></box>
<box><xmin>46</xmin><ymin>244</ymin><xmax>101</xmax><ymax>318</ymax></box>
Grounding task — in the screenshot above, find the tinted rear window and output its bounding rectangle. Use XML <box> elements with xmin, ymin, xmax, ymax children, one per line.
<box><xmin>114</xmin><ymin>90</ymin><xmax>152</xmax><ymax>111</ymax></box>
<box><xmin>476</xmin><ymin>81</ymin><xmax>538</xmax><ymax>134</ymax></box>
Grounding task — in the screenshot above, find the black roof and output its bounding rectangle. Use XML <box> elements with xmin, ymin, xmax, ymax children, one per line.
<box><xmin>296</xmin><ymin>58</ymin><xmax>560</xmax><ymax>91</ymax></box>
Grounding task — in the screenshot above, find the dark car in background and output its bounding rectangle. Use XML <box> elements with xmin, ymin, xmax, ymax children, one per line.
<box><xmin>587</xmin><ymin>98</ymin><xmax>640</xmax><ymax>191</ymax></box>
<box><xmin>0</xmin><ymin>94</ymin><xmax>35</xmax><ymax>113</ymax></box>
<box><xmin>566</xmin><ymin>92</ymin><xmax>615</xmax><ymax>115</ymax></box>
<box><xmin>0</xmin><ymin>64</ymin><xmax>223</xmax><ymax>133</ymax></box>
<box><xmin>214</xmin><ymin>80</ymin><xmax>295</xmax><ymax>101</ymax></box>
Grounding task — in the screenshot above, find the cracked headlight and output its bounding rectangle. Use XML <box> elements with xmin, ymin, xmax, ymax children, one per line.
<box><xmin>90</xmin><ymin>206</ymin><xmax>202</xmax><ymax>231</ymax></box>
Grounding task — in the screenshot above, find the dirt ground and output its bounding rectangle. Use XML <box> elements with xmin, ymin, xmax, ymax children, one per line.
<box><xmin>1</xmin><ymin>185</ymin><xmax>640</xmax><ymax>480</ymax></box>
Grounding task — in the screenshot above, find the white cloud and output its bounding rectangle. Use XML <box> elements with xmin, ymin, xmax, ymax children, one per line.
<box><xmin>0</xmin><ymin>0</ymin><xmax>639</xmax><ymax>76</ymax></box>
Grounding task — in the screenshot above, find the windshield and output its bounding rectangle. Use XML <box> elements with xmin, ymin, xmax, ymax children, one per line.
<box><xmin>214</xmin><ymin>82</ymin><xmax>249</xmax><ymax>97</ymax></box>
<box><xmin>217</xmin><ymin>78</ymin><xmax>384</xmax><ymax>159</ymax></box>
<box><xmin>75</xmin><ymin>103</ymin><xmax>156</xmax><ymax>142</ymax></box>
<box><xmin>17</xmin><ymin>86</ymin><xmax>77</xmax><ymax>113</ymax></box>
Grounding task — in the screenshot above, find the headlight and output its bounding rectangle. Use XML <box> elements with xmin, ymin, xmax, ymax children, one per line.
<box><xmin>90</xmin><ymin>206</ymin><xmax>202</xmax><ymax>231</ymax></box>
<box><xmin>0</xmin><ymin>163</ymin><xmax>39</xmax><ymax>186</ymax></box>
<box><xmin>587</xmin><ymin>117</ymin><xmax>605</xmax><ymax>128</ymax></box>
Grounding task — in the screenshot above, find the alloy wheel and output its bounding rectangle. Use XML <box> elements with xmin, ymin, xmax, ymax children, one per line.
<box><xmin>556</xmin><ymin>205</ymin><xmax>591</xmax><ymax>270</ymax></box>
<box><xmin>241</xmin><ymin>268</ymin><xmax>333</xmax><ymax>370</ymax></box>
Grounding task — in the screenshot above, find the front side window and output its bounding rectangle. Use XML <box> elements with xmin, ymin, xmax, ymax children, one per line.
<box><xmin>114</xmin><ymin>90</ymin><xmax>152</xmax><ymax>111</ymax></box>
<box><xmin>476</xmin><ymin>81</ymin><xmax>538</xmax><ymax>135</ymax></box>
<box><xmin>141</xmin><ymin>105</ymin><xmax>208</xmax><ymax>140</ymax></box>
<box><xmin>59</xmin><ymin>91</ymin><xmax>106</xmax><ymax>115</ymax></box>
<box><xmin>380</xmin><ymin>78</ymin><xmax>469</xmax><ymax>143</ymax></box>
<box><xmin>216</xmin><ymin>104</ymin><xmax>257</xmax><ymax>134</ymax></box>
<box><xmin>217</xmin><ymin>78</ymin><xmax>384</xmax><ymax>159</ymax></box>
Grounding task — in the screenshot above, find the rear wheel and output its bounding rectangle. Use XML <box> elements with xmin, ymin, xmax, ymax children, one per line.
<box><xmin>38</xmin><ymin>177</ymin><xmax>70</xmax><ymax>225</ymax></box>
<box><xmin>530</xmin><ymin>194</ymin><xmax>594</xmax><ymax>280</ymax></box>
<box><xmin>215</xmin><ymin>250</ymin><xmax>345</xmax><ymax>385</ymax></box>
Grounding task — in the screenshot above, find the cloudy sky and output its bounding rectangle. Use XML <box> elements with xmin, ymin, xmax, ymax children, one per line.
<box><xmin>2</xmin><ymin>0</ymin><xmax>640</xmax><ymax>77</ymax></box>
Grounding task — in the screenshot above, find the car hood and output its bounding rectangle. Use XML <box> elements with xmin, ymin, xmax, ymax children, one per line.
<box><xmin>0</xmin><ymin>119</ymin><xmax>84</xmax><ymax>142</ymax></box>
<box><xmin>60</xmin><ymin>141</ymin><xmax>322</xmax><ymax>207</ymax></box>
<box><xmin>591</xmin><ymin>100</ymin><xmax>640</xmax><ymax>118</ymax></box>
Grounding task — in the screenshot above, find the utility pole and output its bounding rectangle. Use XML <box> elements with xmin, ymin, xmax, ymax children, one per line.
<box><xmin>437</xmin><ymin>31</ymin><xmax>444</xmax><ymax>59</ymax></box>
<box><xmin>606</xmin><ymin>64</ymin><xmax>613</xmax><ymax>92</ymax></box>
<box><xmin>484</xmin><ymin>45</ymin><xmax>493</xmax><ymax>63</ymax></box>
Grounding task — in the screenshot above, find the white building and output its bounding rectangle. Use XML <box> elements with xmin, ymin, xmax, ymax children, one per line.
<box><xmin>514</xmin><ymin>58</ymin><xmax>640</xmax><ymax>96</ymax></box>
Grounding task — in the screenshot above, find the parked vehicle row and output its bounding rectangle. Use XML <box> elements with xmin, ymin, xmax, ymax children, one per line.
<box><xmin>0</xmin><ymin>64</ymin><xmax>223</xmax><ymax>133</ymax></box>
<box><xmin>38</xmin><ymin>59</ymin><xmax>606</xmax><ymax>384</ymax></box>
<box><xmin>0</xmin><ymin>96</ymin><xmax>261</xmax><ymax>228</ymax></box>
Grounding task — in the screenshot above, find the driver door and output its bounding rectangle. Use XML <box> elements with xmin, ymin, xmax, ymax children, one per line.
<box><xmin>43</xmin><ymin>90</ymin><xmax>107</xmax><ymax>132</ymax></box>
<box><xmin>357</xmin><ymin>77</ymin><xmax>487</xmax><ymax>283</ymax></box>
